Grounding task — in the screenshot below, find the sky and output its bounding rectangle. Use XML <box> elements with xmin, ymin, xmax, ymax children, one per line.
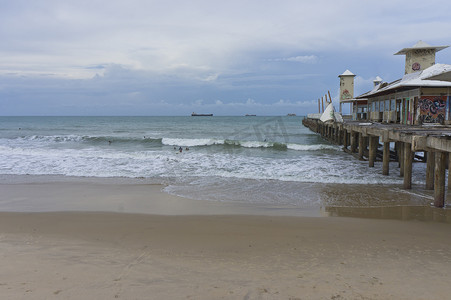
<box><xmin>1</xmin><ymin>0</ymin><xmax>451</xmax><ymax>116</ymax></box>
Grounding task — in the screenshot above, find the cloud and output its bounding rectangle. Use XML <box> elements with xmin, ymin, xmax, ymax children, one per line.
<box><xmin>268</xmin><ymin>55</ymin><xmax>318</xmax><ymax>63</ymax></box>
<box><xmin>3</xmin><ymin>0</ymin><xmax>451</xmax><ymax>80</ymax></box>
<box><xmin>2</xmin><ymin>0</ymin><xmax>451</xmax><ymax>115</ymax></box>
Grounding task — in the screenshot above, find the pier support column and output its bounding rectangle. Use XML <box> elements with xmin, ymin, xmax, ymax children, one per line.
<box><xmin>403</xmin><ymin>143</ymin><xmax>413</xmax><ymax>189</ymax></box>
<box><xmin>368</xmin><ymin>136</ymin><xmax>378</xmax><ymax>167</ymax></box>
<box><xmin>448</xmin><ymin>153</ymin><xmax>451</xmax><ymax>191</ymax></box>
<box><xmin>343</xmin><ymin>130</ymin><xmax>348</xmax><ymax>149</ymax></box>
<box><xmin>395</xmin><ymin>142</ymin><xmax>401</xmax><ymax>167</ymax></box>
<box><xmin>334</xmin><ymin>126</ymin><xmax>337</xmax><ymax>143</ymax></box>
<box><xmin>434</xmin><ymin>151</ymin><xmax>447</xmax><ymax>208</ymax></box>
<box><xmin>399</xmin><ymin>142</ymin><xmax>404</xmax><ymax>177</ymax></box>
<box><xmin>382</xmin><ymin>142</ymin><xmax>390</xmax><ymax>175</ymax></box>
<box><xmin>426</xmin><ymin>151</ymin><xmax>435</xmax><ymax>190</ymax></box>
<box><xmin>350</xmin><ymin>131</ymin><xmax>357</xmax><ymax>153</ymax></box>
<box><xmin>358</xmin><ymin>133</ymin><xmax>365</xmax><ymax>160</ymax></box>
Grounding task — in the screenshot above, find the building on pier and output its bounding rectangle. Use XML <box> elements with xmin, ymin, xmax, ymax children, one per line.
<box><xmin>341</xmin><ymin>41</ymin><xmax>451</xmax><ymax>125</ymax></box>
<box><xmin>304</xmin><ymin>41</ymin><xmax>451</xmax><ymax>208</ymax></box>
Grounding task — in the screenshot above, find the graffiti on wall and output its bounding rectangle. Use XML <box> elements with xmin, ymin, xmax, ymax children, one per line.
<box><xmin>341</xmin><ymin>89</ymin><xmax>352</xmax><ymax>100</ymax></box>
<box><xmin>448</xmin><ymin>96</ymin><xmax>451</xmax><ymax>121</ymax></box>
<box><xmin>419</xmin><ymin>96</ymin><xmax>446</xmax><ymax>124</ymax></box>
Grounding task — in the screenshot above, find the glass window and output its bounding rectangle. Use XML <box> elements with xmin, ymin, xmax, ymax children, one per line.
<box><xmin>391</xmin><ymin>99</ymin><xmax>396</xmax><ymax>111</ymax></box>
<box><xmin>385</xmin><ymin>100</ymin><xmax>390</xmax><ymax>111</ymax></box>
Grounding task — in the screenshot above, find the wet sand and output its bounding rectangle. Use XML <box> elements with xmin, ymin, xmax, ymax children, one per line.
<box><xmin>1</xmin><ymin>177</ymin><xmax>451</xmax><ymax>299</ymax></box>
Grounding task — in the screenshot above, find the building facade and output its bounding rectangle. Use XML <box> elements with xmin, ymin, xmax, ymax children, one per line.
<box><xmin>341</xmin><ymin>41</ymin><xmax>451</xmax><ymax>125</ymax></box>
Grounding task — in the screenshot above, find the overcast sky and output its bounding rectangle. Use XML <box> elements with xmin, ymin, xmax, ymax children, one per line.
<box><xmin>1</xmin><ymin>0</ymin><xmax>451</xmax><ymax>116</ymax></box>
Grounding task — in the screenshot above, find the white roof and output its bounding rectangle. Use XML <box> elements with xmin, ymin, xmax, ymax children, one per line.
<box><xmin>338</xmin><ymin>69</ymin><xmax>355</xmax><ymax>77</ymax></box>
<box><xmin>373</xmin><ymin>76</ymin><xmax>383</xmax><ymax>82</ymax></box>
<box><xmin>394</xmin><ymin>40</ymin><xmax>449</xmax><ymax>55</ymax></box>
<box><xmin>356</xmin><ymin>64</ymin><xmax>451</xmax><ymax>98</ymax></box>
<box><xmin>420</xmin><ymin>63</ymin><xmax>451</xmax><ymax>80</ymax></box>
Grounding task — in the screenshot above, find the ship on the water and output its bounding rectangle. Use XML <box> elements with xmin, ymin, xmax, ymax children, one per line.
<box><xmin>191</xmin><ymin>112</ymin><xmax>213</xmax><ymax>116</ymax></box>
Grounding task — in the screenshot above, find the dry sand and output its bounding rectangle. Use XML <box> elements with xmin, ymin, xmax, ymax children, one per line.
<box><xmin>1</xmin><ymin>179</ymin><xmax>451</xmax><ymax>299</ymax></box>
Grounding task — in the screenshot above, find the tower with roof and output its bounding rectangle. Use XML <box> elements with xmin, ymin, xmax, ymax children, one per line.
<box><xmin>394</xmin><ymin>40</ymin><xmax>449</xmax><ymax>74</ymax></box>
<box><xmin>338</xmin><ymin>70</ymin><xmax>356</xmax><ymax>114</ymax></box>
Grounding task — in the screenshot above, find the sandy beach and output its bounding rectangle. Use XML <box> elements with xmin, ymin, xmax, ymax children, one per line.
<box><xmin>1</xmin><ymin>178</ymin><xmax>451</xmax><ymax>299</ymax></box>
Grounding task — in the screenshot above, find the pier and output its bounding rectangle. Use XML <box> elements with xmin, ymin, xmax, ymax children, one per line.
<box><xmin>302</xmin><ymin>41</ymin><xmax>451</xmax><ymax>208</ymax></box>
<box><xmin>302</xmin><ymin>118</ymin><xmax>451</xmax><ymax>207</ymax></box>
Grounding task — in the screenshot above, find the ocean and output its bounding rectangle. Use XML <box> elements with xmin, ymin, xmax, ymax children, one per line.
<box><xmin>0</xmin><ymin>116</ymin><xmax>432</xmax><ymax>209</ymax></box>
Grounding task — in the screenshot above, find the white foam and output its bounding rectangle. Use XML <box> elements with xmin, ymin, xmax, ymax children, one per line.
<box><xmin>162</xmin><ymin>138</ymin><xmax>223</xmax><ymax>147</ymax></box>
<box><xmin>240</xmin><ymin>141</ymin><xmax>271</xmax><ymax>148</ymax></box>
<box><xmin>0</xmin><ymin>144</ymin><xmax>424</xmax><ymax>186</ymax></box>
<box><xmin>0</xmin><ymin>133</ymin><xmax>429</xmax><ymax>187</ymax></box>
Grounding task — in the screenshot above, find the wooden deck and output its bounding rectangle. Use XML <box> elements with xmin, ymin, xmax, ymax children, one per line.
<box><xmin>302</xmin><ymin>117</ymin><xmax>451</xmax><ymax>207</ymax></box>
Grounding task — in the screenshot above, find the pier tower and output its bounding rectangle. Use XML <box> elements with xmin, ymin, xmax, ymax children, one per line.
<box><xmin>394</xmin><ymin>40</ymin><xmax>449</xmax><ymax>74</ymax></box>
<box><xmin>338</xmin><ymin>70</ymin><xmax>356</xmax><ymax>114</ymax></box>
<box><xmin>373</xmin><ymin>76</ymin><xmax>382</xmax><ymax>87</ymax></box>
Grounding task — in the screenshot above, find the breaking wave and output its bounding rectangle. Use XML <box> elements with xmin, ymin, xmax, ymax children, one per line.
<box><xmin>7</xmin><ymin>135</ymin><xmax>340</xmax><ymax>152</ymax></box>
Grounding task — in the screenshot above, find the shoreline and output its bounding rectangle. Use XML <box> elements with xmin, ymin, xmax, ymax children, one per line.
<box><xmin>0</xmin><ymin>174</ymin><xmax>325</xmax><ymax>217</ymax></box>
<box><xmin>1</xmin><ymin>174</ymin><xmax>451</xmax><ymax>298</ymax></box>
<box><xmin>1</xmin><ymin>174</ymin><xmax>450</xmax><ymax>222</ymax></box>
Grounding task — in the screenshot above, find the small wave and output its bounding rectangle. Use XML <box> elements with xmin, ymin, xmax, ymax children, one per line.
<box><xmin>162</xmin><ymin>138</ymin><xmax>289</xmax><ymax>150</ymax></box>
<box><xmin>15</xmin><ymin>135</ymin><xmax>163</xmax><ymax>145</ymax></box>
<box><xmin>83</xmin><ymin>136</ymin><xmax>163</xmax><ymax>145</ymax></box>
<box><xmin>287</xmin><ymin>144</ymin><xmax>340</xmax><ymax>151</ymax></box>
<box><xmin>21</xmin><ymin>135</ymin><xmax>84</xmax><ymax>143</ymax></box>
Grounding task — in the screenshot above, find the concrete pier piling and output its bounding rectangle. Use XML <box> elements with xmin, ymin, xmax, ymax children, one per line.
<box><xmin>382</xmin><ymin>142</ymin><xmax>390</xmax><ymax>175</ymax></box>
<box><xmin>302</xmin><ymin>118</ymin><xmax>451</xmax><ymax>208</ymax></box>
<box><xmin>368</xmin><ymin>136</ymin><xmax>377</xmax><ymax>167</ymax></box>
<box><xmin>434</xmin><ymin>152</ymin><xmax>447</xmax><ymax>208</ymax></box>
<box><xmin>403</xmin><ymin>143</ymin><xmax>413</xmax><ymax>189</ymax></box>
<box><xmin>426</xmin><ymin>152</ymin><xmax>435</xmax><ymax>190</ymax></box>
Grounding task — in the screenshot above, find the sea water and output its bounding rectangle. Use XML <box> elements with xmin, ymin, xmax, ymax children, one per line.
<box><xmin>0</xmin><ymin>116</ymin><xmax>430</xmax><ymax>207</ymax></box>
